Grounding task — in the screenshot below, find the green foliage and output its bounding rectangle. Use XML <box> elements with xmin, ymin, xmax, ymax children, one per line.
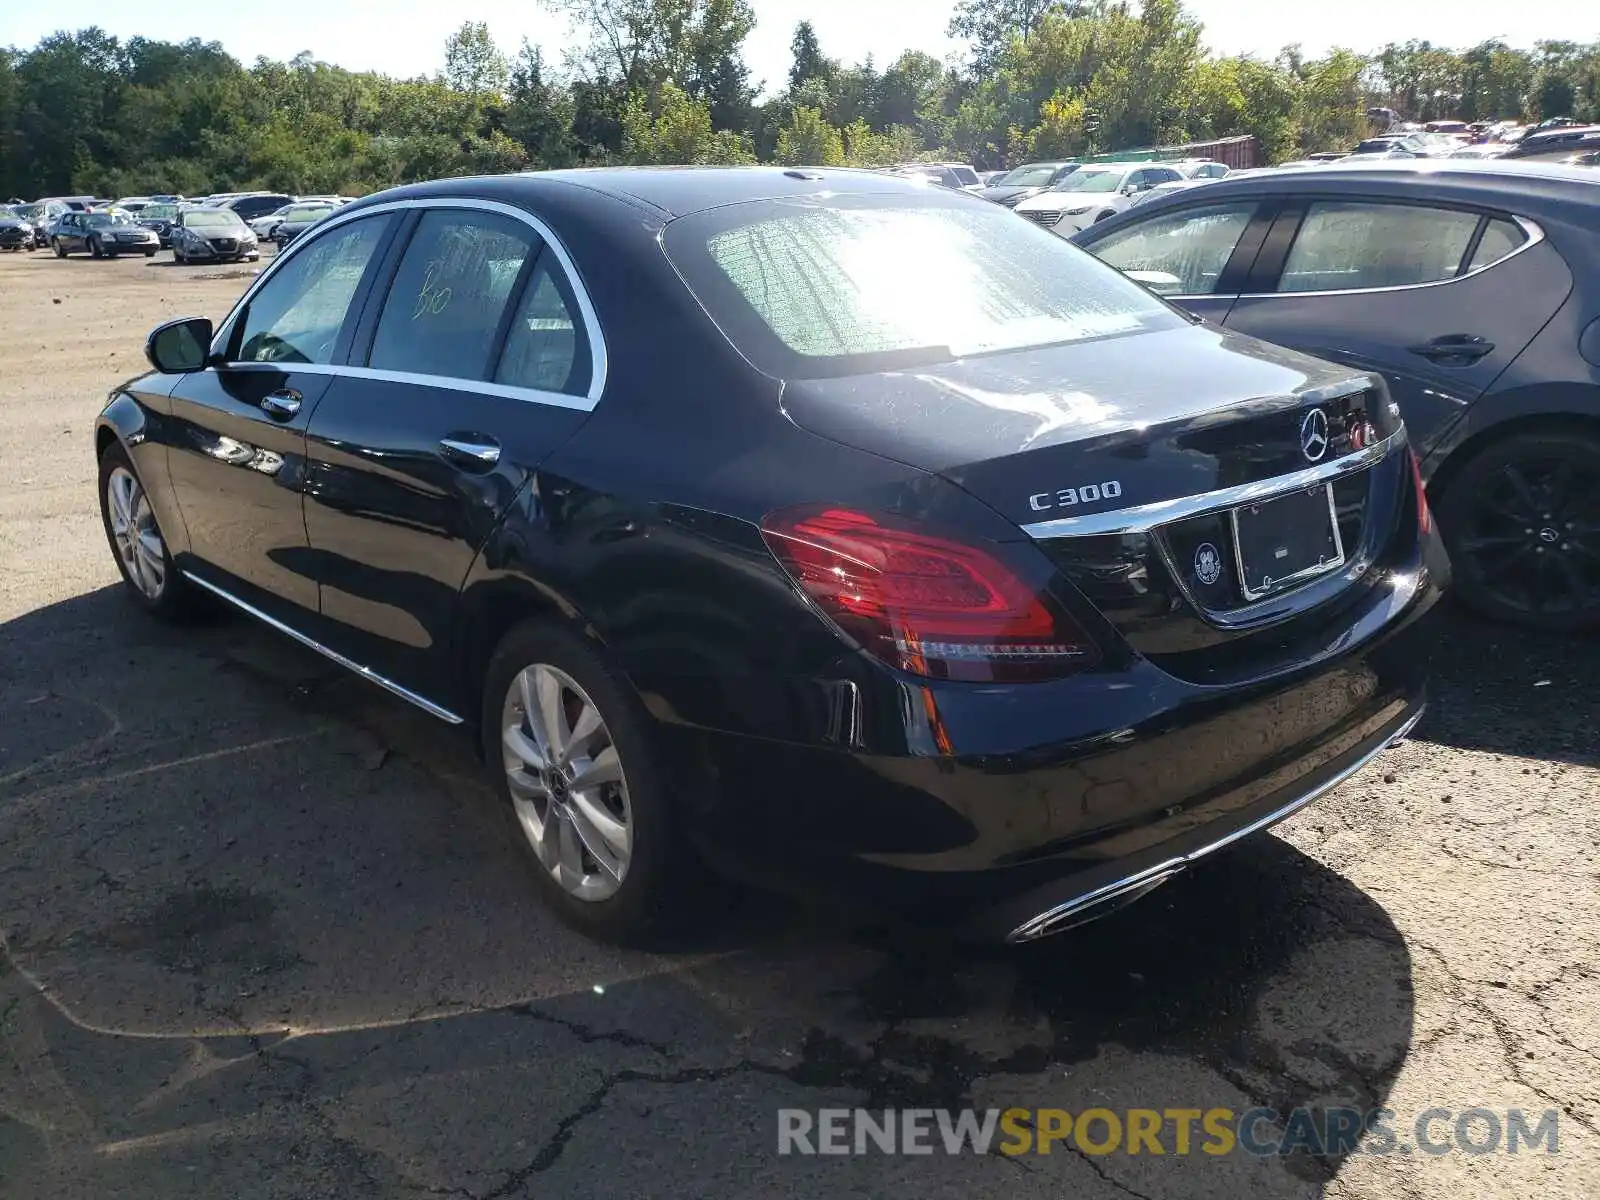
<box><xmin>443</xmin><ymin>21</ymin><xmax>508</xmax><ymax>94</ymax></box>
<box><xmin>2</xmin><ymin>7</ymin><xmax>1597</xmax><ymax>202</ymax></box>
<box><xmin>775</xmin><ymin>105</ymin><xmax>845</xmax><ymax>165</ymax></box>
<box><xmin>621</xmin><ymin>81</ymin><xmax>754</xmax><ymax>163</ymax></box>
<box><xmin>789</xmin><ymin>21</ymin><xmax>833</xmax><ymax>92</ymax></box>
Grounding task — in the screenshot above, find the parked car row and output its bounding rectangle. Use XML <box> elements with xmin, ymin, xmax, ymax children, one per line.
<box><xmin>4</xmin><ymin>188</ymin><xmax>359</xmax><ymax>265</ymax></box>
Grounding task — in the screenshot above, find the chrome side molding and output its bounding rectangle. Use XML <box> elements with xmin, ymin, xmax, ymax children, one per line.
<box><xmin>181</xmin><ymin>571</ymin><xmax>465</xmax><ymax>725</ymax></box>
<box><xmin>1006</xmin><ymin>704</ymin><xmax>1426</xmax><ymax>943</ymax></box>
<box><xmin>1021</xmin><ymin>428</ymin><xmax>1406</xmax><ymax>540</ymax></box>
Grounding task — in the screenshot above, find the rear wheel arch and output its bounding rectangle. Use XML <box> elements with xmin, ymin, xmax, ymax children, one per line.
<box><xmin>1428</xmin><ymin>409</ymin><xmax>1600</xmax><ymax>503</ymax></box>
<box><xmin>454</xmin><ymin>575</ymin><xmax>597</xmax><ymax>735</ymax></box>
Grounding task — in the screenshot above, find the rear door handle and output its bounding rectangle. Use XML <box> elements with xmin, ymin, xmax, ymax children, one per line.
<box><xmin>260</xmin><ymin>389</ymin><xmax>302</xmax><ymax>419</ymax></box>
<box><xmin>1407</xmin><ymin>334</ymin><xmax>1495</xmax><ymax>362</ymax></box>
<box><xmin>438</xmin><ymin>436</ymin><xmax>502</xmax><ymax>469</ymax></box>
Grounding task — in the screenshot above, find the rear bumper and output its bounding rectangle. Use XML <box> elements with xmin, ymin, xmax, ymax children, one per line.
<box><xmin>666</xmin><ymin>559</ymin><xmax>1442</xmax><ymax>940</ymax></box>
<box><xmin>974</xmin><ymin>696</ymin><xmax>1423</xmax><ymax>942</ymax></box>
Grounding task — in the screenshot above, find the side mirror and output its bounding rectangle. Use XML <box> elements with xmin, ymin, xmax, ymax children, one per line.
<box><xmin>146</xmin><ymin>316</ymin><xmax>214</xmax><ymax>374</ymax></box>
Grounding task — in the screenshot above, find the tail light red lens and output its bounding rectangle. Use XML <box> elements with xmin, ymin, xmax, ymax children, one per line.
<box><xmin>760</xmin><ymin>506</ymin><xmax>1099</xmax><ymax>682</ymax></box>
<box><xmin>1408</xmin><ymin>448</ymin><xmax>1433</xmax><ymax>535</ymax></box>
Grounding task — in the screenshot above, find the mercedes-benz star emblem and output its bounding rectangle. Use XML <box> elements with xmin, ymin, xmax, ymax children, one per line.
<box><xmin>1300</xmin><ymin>408</ymin><xmax>1330</xmax><ymax>463</ymax></box>
<box><xmin>1194</xmin><ymin>542</ymin><xmax>1222</xmax><ymax>586</ymax></box>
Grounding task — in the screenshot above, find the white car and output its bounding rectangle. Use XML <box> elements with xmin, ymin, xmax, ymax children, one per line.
<box><xmin>249</xmin><ymin>203</ymin><xmax>298</xmax><ymax>238</ymax></box>
<box><xmin>1169</xmin><ymin>159</ymin><xmax>1231</xmax><ymax>180</ymax></box>
<box><xmin>1012</xmin><ymin>163</ymin><xmax>1185</xmax><ymax>235</ymax></box>
<box><xmin>249</xmin><ymin>199</ymin><xmax>349</xmax><ymax>239</ymax></box>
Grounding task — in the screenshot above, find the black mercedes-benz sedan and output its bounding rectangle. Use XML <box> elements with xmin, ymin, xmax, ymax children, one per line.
<box><xmin>94</xmin><ymin>168</ymin><xmax>1445</xmax><ymax>944</ymax></box>
<box><xmin>1071</xmin><ymin>160</ymin><xmax>1600</xmax><ymax>632</ymax></box>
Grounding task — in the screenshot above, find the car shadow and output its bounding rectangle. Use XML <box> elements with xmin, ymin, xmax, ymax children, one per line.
<box><xmin>1408</xmin><ymin>606</ymin><xmax>1599</xmax><ymax>763</ymax></box>
<box><xmin>0</xmin><ymin>585</ymin><xmax>1417</xmax><ymax>1197</ymax></box>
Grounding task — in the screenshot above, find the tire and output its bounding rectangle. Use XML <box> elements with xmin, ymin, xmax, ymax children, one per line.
<box><xmin>144</xmin><ymin>249</ymin><xmax>156</xmax><ymax>258</ymax></box>
<box><xmin>52</xmin><ymin>238</ymin><xmax>66</xmax><ymax>258</ymax></box>
<box><xmin>481</xmin><ymin>620</ymin><xmax>701</xmax><ymax>944</ymax></box>
<box><xmin>97</xmin><ymin>442</ymin><xmax>200</xmax><ymax>622</ymax></box>
<box><xmin>1435</xmin><ymin>429</ymin><xmax>1600</xmax><ymax>633</ymax></box>
<box><xmin>89</xmin><ymin>236</ymin><xmax>103</xmax><ymax>259</ymax></box>
<box><xmin>172</xmin><ymin>248</ymin><xmax>185</xmax><ymax>264</ymax></box>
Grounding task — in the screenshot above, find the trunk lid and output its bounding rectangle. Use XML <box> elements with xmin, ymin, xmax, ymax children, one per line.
<box><xmin>780</xmin><ymin>324</ymin><xmax>1392</xmax><ymax>527</ymax></box>
<box><xmin>782</xmin><ymin>324</ymin><xmax>1413</xmax><ymax>681</ymax></box>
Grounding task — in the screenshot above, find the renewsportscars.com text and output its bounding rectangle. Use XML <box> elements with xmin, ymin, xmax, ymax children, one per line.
<box><xmin>777</xmin><ymin>1107</ymin><xmax>1559</xmax><ymax>1158</ymax></box>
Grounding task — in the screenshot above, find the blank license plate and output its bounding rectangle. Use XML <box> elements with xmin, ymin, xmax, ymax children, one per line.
<box><xmin>1229</xmin><ymin>485</ymin><xmax>1345</xmax><ymax>601</ymax></box>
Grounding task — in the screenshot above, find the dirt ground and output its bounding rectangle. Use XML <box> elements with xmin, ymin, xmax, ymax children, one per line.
<box><xmin>1</xmin><ymin>246</ymin><xmax>1598</xmax><ymax>1199</ymax></box>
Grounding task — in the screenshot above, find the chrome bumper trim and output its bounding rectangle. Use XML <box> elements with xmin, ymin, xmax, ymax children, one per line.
<box><xmin>1021</xmin><ymin>427</ymin><xmax>1405</xmax><ymax>540</ymax></box>
<box><xmin>1006</xmin><ymin>703</ymin><xmax>1426</xmax><ymax>943</ymax></box>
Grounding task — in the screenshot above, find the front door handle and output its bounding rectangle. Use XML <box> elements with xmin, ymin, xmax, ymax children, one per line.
<box><xmin>260</xmin><ymin>389</ymin><xmax>302</xmax><ymax>419</ymax></box>
<box><xmin>1407</xmin><ymin>334</ymin><xmax>1495</xmax><ymax>363</ymax></box>
<box><xmin>438</xmin><ymin>436</ymin><xmax>502</xmax><ymax>469</ymax></box>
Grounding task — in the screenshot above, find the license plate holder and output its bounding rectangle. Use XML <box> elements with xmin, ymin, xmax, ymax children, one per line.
<box><xmin>1229</xmin><ymin>485</ymin><xmax>1345</xmax><ymax>602</ymax></box>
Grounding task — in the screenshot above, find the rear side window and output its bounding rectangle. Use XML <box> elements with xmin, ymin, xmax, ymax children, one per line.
<box><xmin>663</xmin><ymin>194</ymin><xmax>1183</xmax><ymax>379</ymax></box>
<box><xmin>1278</xmin><ymin>202</ymin><xmax>1480</xmax><ymax>292</ymax></box>
<box><xmin>495</xmin><ymin>258</ymin><xmax>592</xmax><ymax>396</ymax></box>
<box><xmin>1465</xmin><ymin>217</ymin><xmax>1528</xmax><ymax>272</ymax></box>
<box><xmin>235</xmin><ymin>215</ymin><xmax>392</xmax><ymax>364</ymax></box>
<box><xmin>952</xmin><ymin>167</ymin><xmax>981</xmax><ymax>187</ymax></box>
<box><xmin>369</xmin><ymin>209</ymin><xmax>538</xmax><ymax>381</ymax></box>
<box><xmin>1088</xmin><ymin>202</ymin><xmax>1258</xmax><ymax>296</ymax></box>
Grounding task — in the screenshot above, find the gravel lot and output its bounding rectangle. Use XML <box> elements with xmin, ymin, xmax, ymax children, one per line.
<box><xmin>1</xmin><ymin>247</ymin><xmax>1597</xmax><ymax>1199</ymax></box>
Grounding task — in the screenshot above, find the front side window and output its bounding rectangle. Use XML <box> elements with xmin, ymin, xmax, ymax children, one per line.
<box><xmin>1278</xmin><ymin>202</ymin><xmax>1481</xmax><ymax>293</ymax></box>
<box><xmin>234</xmin><ymin>215</ymin><xmax>392</xmax><ymax>364</ymax></box>
<box><xmin>368</xmin><ymin>209</ymin><xmax>538</xmax><ymax>381</ymax></box>
<box><xmin>663</xmin><ymin>193</ymin><xmax>1183</xmax><ymax>379</ymax></box>
<box><xmin>1088</xmin><ymin>202</ymin><xmax>1258</xmax><ymax>296</ymax></box>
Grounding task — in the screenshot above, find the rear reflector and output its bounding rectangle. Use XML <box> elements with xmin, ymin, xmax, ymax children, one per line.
<box><xmin>1408</xmin><ymin>448</ymin><xmax>1433</xmax><ymax>535</ymax></box>
<box><xmin>760</xmin><ymin>506</ymin><xmax>1099</xmax><ymax>682</ymax></box>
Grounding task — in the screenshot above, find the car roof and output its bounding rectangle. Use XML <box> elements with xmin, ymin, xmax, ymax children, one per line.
<box><xmin>1181</xmin><ymin>157</ymin><xmax>1600</xmax><ymax>191</ymax></box>
<box><xmin>1085</xmin><ymin>159</ymin><xmax>1600</xmax><ymax>239</ymax></box>
<box><xmin>351</xmin><ymin>167</ymin><xmax>978</xmax><ymax>221</ymax></box>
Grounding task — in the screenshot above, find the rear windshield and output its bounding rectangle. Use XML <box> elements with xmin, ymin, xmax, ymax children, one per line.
<box><xmin>662</xmin><ymin>194</ymin><xmax>1183</xmax><ymax>379</ymax></box>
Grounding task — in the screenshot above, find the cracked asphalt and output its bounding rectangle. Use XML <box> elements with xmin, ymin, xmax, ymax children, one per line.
<box><xmin>1</xmin><ymin>250</ymin><xmax>1597</xmax><ymax>1199</ymax></box>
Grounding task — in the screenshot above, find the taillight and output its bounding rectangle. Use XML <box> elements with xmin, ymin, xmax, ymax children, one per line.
<box><xmin>1408</xmin><ymin>448</ymin><xmax>1433</xmax><ymax>535</ymax></box>
<box><xmin>760</xmin><ymin>506</ymin><xmax>1099</xmax><ymax>682</ymax></box>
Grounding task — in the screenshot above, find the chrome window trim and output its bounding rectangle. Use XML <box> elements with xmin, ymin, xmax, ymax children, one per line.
<box><xmin>1234</xmin><ymin>212</ymin><xmax>1544</xmax><ymax>300</ymax></box>
<box><xmin>1021</xmin><ymin>426</ymin><xmax>1405</xmax><ymax>539</ymax></box>
<box><xmin>209</xmin><ymin>196</ymin><xmax>608</xmax><ymax>412</ymax></box>
<box><xmin>182</xmin><ymin>571</ymin><xmax>465</xmax><ymax>725</ymax></box>
<box><xmin>204</xmin><ymin>362</ymin><xmax>596</xmax><ymax>412</ymax></box>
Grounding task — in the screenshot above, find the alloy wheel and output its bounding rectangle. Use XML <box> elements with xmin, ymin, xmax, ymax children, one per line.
<box><xmin>105</xmin><ymin>466</ymin><xmax>167</xmax><ymax>600</ymax></box>
<box><xmin>1455</xmin><ymin>453</ymin><xmax>1600</xmax><ymax>619</ymax></box>
<box><xmin>500</xmin><ymin>663</ymin><xmax>633</xmax><ymax>902</ymax></box>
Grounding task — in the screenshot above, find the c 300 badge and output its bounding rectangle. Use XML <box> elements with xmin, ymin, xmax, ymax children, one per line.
<box><xmin>1194</xmin><ymin>543</ymin><xmax>1223</xmax><ymax>586</ymax></box>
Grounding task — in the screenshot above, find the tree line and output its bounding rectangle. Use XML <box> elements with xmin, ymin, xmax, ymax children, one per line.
<box><xmin>1</xmin><ymin>0</ymin><xmax>1597</xmax><ymax>200</ymax></box>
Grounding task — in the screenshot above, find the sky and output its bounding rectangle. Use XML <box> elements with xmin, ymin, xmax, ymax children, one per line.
<box><xmin>0</xmin><ymin>1</ymin><xmax>1590</xmax><ymax>95</ymax></box>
